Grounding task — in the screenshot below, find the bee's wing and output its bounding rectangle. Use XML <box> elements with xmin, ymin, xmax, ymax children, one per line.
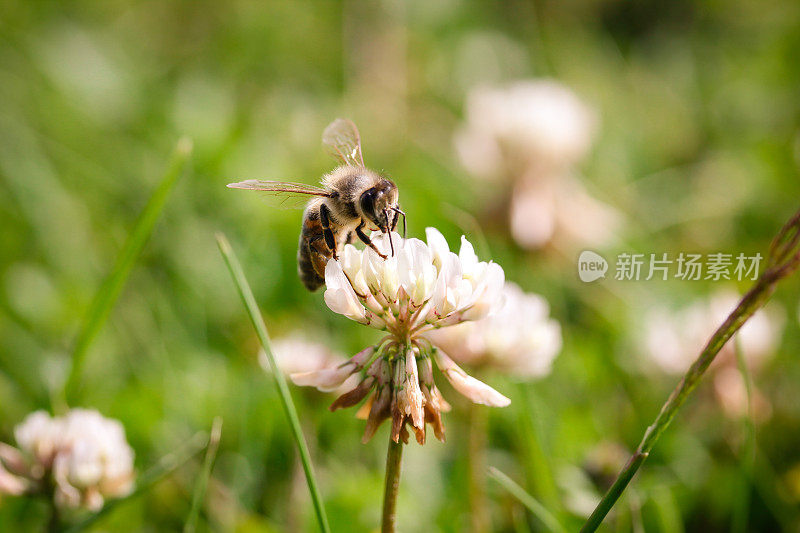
<box><xmin>227</xmin><ymin>179</ymin><xmax>332</xmax><ymax>209</ymax></box>
<box><xmin>322</xmin><ymin>118</ymin><xmax>365</xmax><ymax>168</ymax></box>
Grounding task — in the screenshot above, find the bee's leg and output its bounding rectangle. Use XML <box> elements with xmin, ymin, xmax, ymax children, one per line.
<box><xmin>356</xmin><ymin>221</ymin><xmax>387</xmax><ymax>259</ymax></box>
<box><xmin>345</xmin><ymin>231</ymin><xmax>356</xmax><ymax>244</ymax></box>
<box><xmin>319</xmin><ymin>203</ymin><xmax>338</xmax><ymax>260</ymax></box>
<box><xmin>391</xmin><ymin>207</ymin><xmax>406</xmax><ymax>237</ymax></box>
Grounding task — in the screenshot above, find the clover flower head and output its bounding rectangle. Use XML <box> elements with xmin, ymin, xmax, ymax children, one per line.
<box><xmin>642</xmin><ymin>289</ymin><xmax>784</xmax><ymax>375</ymax></box>
<box><xmin>426</xmin><ymin>282</ymin><xmax>562</xmax><ymax>378</ymax></box>
<box><xmin>455</xmin><ymin>80</ymin><xmax>596</xmax><ymax>179</ymax></box>
<box><xmin>292</xmin><ymin>228</ymin><xmax>510</xmax><ymax>444</ymax></box>
<box><xmin>262</xmin><ymin>335</ymin><xmax>360</xmax><ymax>394</ymax></box>
<box><xmin>1</xmin><ymin>409</ymin><xmax>134</xmax><ymax>511</ymax></box>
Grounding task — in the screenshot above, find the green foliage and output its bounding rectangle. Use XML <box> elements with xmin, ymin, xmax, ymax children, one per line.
<box><xmin>0</xmin><ymin>1</ymin><xmax>799</xmax><ymax>531</ymax></box>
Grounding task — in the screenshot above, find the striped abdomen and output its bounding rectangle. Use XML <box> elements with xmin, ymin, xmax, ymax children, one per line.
<box><xmin>297</xmin><ymin>202</ymin><xmax>329</xmax><ymax>291</ymax></box>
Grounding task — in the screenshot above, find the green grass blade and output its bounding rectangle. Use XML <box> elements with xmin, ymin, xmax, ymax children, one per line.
<box><xmin>488</xmin><ymin>466</ymin><xmax>566</xmax><ymax>533</ymax></box>
<box><xmin>732</xmin><ymin>338</ymin><xmax>755</xmax><ymax>533</ymax></box>
<box><xmin>216</xmin><ymin>232</ymin><xmax>331</xmax><ymax>533</ymax></box>
<box><xmin>184</xmin><ymin>417</ymin><xmax>223</xmax><ymax>533</ymax></box>
<box><xmin>63</xmin><ymin>138</ymin><xmax>193</xmax><ymax>403</ymax></box>
<box><xmin>65</xmin><ymin>430</ymin><xmax>208</xmax><ymax>533</ymax></box>
<box><xmin>650</xmin><ymin>486</ymin><xmax>684</xmax><ymax>533</ymax></box>
<box><xmin>516</xmin><ymin>384</ymin><xmax>562</xmax><ymax>518</ymax></box>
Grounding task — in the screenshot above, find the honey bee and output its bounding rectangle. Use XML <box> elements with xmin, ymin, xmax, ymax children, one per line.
<box><xmin>227</xmin><ymin>119</ymin><xmax>406</xmax><ymax>291</ymax></box>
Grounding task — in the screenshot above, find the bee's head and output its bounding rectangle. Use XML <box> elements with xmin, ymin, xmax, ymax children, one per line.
<box><xmin>359</xmin><ymin>179</ymin><xmax>402</xmax><ymax>254</ymax></box>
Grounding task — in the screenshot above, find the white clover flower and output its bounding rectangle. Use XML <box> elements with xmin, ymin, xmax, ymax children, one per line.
<box><xmin>0</xmin><ymin>444</ymin><xmax>28</xmax><ymax>496</ymax></box>
<box><xmin>509</xmin><ymin>177</ymin><xmax>622</xmax><ymax>250</ymax></box>
<box><xmin>14</xmin><ymin>410</ymin><xmax>64</xmax><ymax>469</ymax></box>
<box><xmin>261</xmin><ymin>335</ymin><xmax>361</xmax><ymax>394</ymax></box>
<box><xmin>323</xmin><ymin>229</ymin><xmax>505</xmax><ymax>337</ymax></box>
<box><xmin>713</xmin><ymin>366</ymin><xmax>772</xmax><ymax>423</ymax></box>
<box><xmin>455</xmin><ymin>80</ymin><xmax>596</xmax><ymax>180</ymax></box>
<box><xmin>291</xmin><ymin>346</ymin><xmax>375</xmax><ymax>393</ymax></box>
<box><xmin>1</xmin><ymin>409</ymin><xmax>134</xmax><ymax>510</ymax></box>
<box><xmin>454</xmin><ymin>80</ymin><xmax>620</xmax><ymax>251</ymax></box>
<box><xmin>426</xmin><ymin>282</ymin><xmax>562</xmax><ymax>378</ymax></box>
<box><xmin>641</xmin><ymin>290</ymin><xmax>785</xmax><ymax>375</ymax></box>
<box><xmin>292</xmin><ymin>228</ymin><xmax>510</xmax><ymax>445</ymax></box>
<box><xmin>267</xmin><ymin>336</ymin><xmax>341</xmax><ymax>377</ymax></box>
<box><xmin>53</xmin><ymin>409</ymin><xmax>135</xmax><ymax>510</ymax></box>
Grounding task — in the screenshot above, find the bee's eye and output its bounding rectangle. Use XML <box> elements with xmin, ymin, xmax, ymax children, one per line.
<box><xmin>360</xmin><ymin>189</ymin><xmax>376</xmax><ymax>215</ymax></box>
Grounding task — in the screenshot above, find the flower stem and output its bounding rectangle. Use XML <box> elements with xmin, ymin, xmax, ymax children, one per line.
<box><xmin>468</xmin><ymin>402</ymin><xmax>490</xmax><ymax>533</ymax></box>
<box><xmin>381</xmin><ymin>438</ymin><xmax>404</xmax><ymax>533</ymax></box>
<box><xmin>48</xmin><ymin>500</ymin><xmax>61</xmax><ymax>533</ymax></box>
<box><xmin>579</xmin><ymin>206</ymin><xmax>800</xmax><ymax>533</ymax></box>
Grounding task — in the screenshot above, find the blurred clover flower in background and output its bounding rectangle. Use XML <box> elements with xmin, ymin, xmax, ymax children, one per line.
<box><xmin>260</xmin><ymin>335</ymin><xmax>360</xmax><ymax>395</ymax></box>
<box><xmin>641</xmin><ymin>290</ymin><xmax>785</xmax><ymax>420</ymax></box>
<box><xmin>291</xmin><ymin>228</ymin><xmax>510</xmax><ymax>445</ymax></box>
<box><xmin>455</xmin><ymin>80</ymin><xmax>621</xmax><ymax>250</ymax></box>
<box><xmin>0</xmin><ymin>409</ymin><xmax>134</xmax><ymax>511</ymax></box>
<box><xmin>426</xmin><ymin>282</ymin><xmax>562</xmax><ymax>378</ymax></box>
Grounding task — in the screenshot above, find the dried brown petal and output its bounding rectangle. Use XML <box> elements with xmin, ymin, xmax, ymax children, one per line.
<box><xmin>398</xmin><ymin>425</ymin><xmax>410</xmax><ymax>445</ymax></box>
<box><xmin>424</xmin><ymin>404</ymin><xmax>446</xmax><ymax>442</ymax></box>
<box><xmin>355</xmin><ymin>394</ymin><xmax>374</xmax><ymax>420</ymax></box>
<box><xmin>362</xmin><ymin>387</ymin><xmax>391</xmax><ymax>444</ymax></box>
<box><xmin>329</xmin><ymin>376</ymin><xmax>375</xmax><ymax>411</ymax></box>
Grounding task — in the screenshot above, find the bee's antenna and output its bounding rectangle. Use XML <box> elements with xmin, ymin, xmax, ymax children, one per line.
<box><xmin>392</xmin><ymin>207</ymin><xmax>407</xmax><ymax>238</ymax></box>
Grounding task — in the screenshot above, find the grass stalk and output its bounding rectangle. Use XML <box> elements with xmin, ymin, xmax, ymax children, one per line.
<box><xmin>468</xmin><ymin>402</ymin><xmax>489</xmax><ymax>533</ymax></box>
<box><xmin>216</xmin><ymin>233</ymin><xmax>330</xmax><ymax>533</ymax></box>
<box><xmin>731</xmin><ymin>339</ymin><xmax>755</xmax><ymax>533</ymax></box>
<box><xmin>487</xmin><ymin>467</ymin><xmax>566</xmax><ymax>533</ymax></box>
<box><xmin>516</xmin><ymin>384</ymin><xmax>561</xmax><ymax>518</ymax></box>
<box><xmin>63</xmin><ymin>138</ymin><xmax>193</xmax><ymax>403</ymax></box>
<box><xmin>579</xmin><ymin>206</ymin><xmax>800</xmax><ymax>533</ymax></box>
<box><xmin>184</xmin><ymin>417</ymin><xmax>223</xmax><ymax>533</ymax></box>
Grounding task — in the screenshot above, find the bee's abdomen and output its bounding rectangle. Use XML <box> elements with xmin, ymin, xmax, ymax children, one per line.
<box><xmin>297</xmin><ymin>206</ymin><xmax>329</xmax><ymax>291</ymax></box>
<box><xmin>297</xmin><ymin>235</ymin><xmax>325</xmax><ymax>291</ymax></box>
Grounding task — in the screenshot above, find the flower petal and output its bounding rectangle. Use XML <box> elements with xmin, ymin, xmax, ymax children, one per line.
<box><xmin>434</xmin><ymin>349</ymin><xmax>510</xmax><ymax>407</ymax></box>
<box><xmin>459</xmin><ymin>235</ymin><xmax>479</xmax><ymax>274</ymax></box>
<box><xmin>290</xmin><ymin>346</ymin><xmax>375</xmax><ymax>392</ymax></box>
<box><xmin>425</xmin><ymin>227</ymin><xmax>450</xmax><ymax>271</ymax></box>
<box><xmin>324</xmin><ymin>260</ymin><xmax>368</xmax><ymax>323</ymax></box>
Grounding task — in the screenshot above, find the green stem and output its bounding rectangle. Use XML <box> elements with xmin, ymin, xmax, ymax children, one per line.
<box><xmin>381</xmin><ymin>438</ymin><xmax>404</xmax><ymax>533</ymax></box>
<box><xmin>580</xmin><ymin>206</ymin><xmax>800</xmax><ymax>533</ymax></box>
<box><xmin>468</xmin><ymin>402</ymin><xmax>489</xmax><ymax>533</ymax></box>
<box><xmin>516</xmin><ymin>384</ymin><xmax>561</xmax><ymax>517</ymax></box>
<box><xmin>184</xmin><ymin>417</ymin><xmax>223</xmax><ymax>533</ymax></box>
<box><xmin>216</xmin><ymin>233</ymin><xmax>330</xmax><ymax>533</ymax></box>
<box><xmin>487</xmin><ymin>467</ymin><xmax>566</xmax><ymax>533</ymax></box>
<box><xmin>48</xmin><ymin>499</ymin><xmax>61</xmax><ymax>533</ymax></box>
<box><xmin>731</xmin><ymin>339</ymin><xmax>755</xmax><ymax>533</ymax></box>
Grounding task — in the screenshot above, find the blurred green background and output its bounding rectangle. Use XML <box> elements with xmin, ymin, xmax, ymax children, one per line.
<box><xmin>1</xmin><ymin>0</ymin><xmax>799</xmax><ymax>531</ymax></box>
